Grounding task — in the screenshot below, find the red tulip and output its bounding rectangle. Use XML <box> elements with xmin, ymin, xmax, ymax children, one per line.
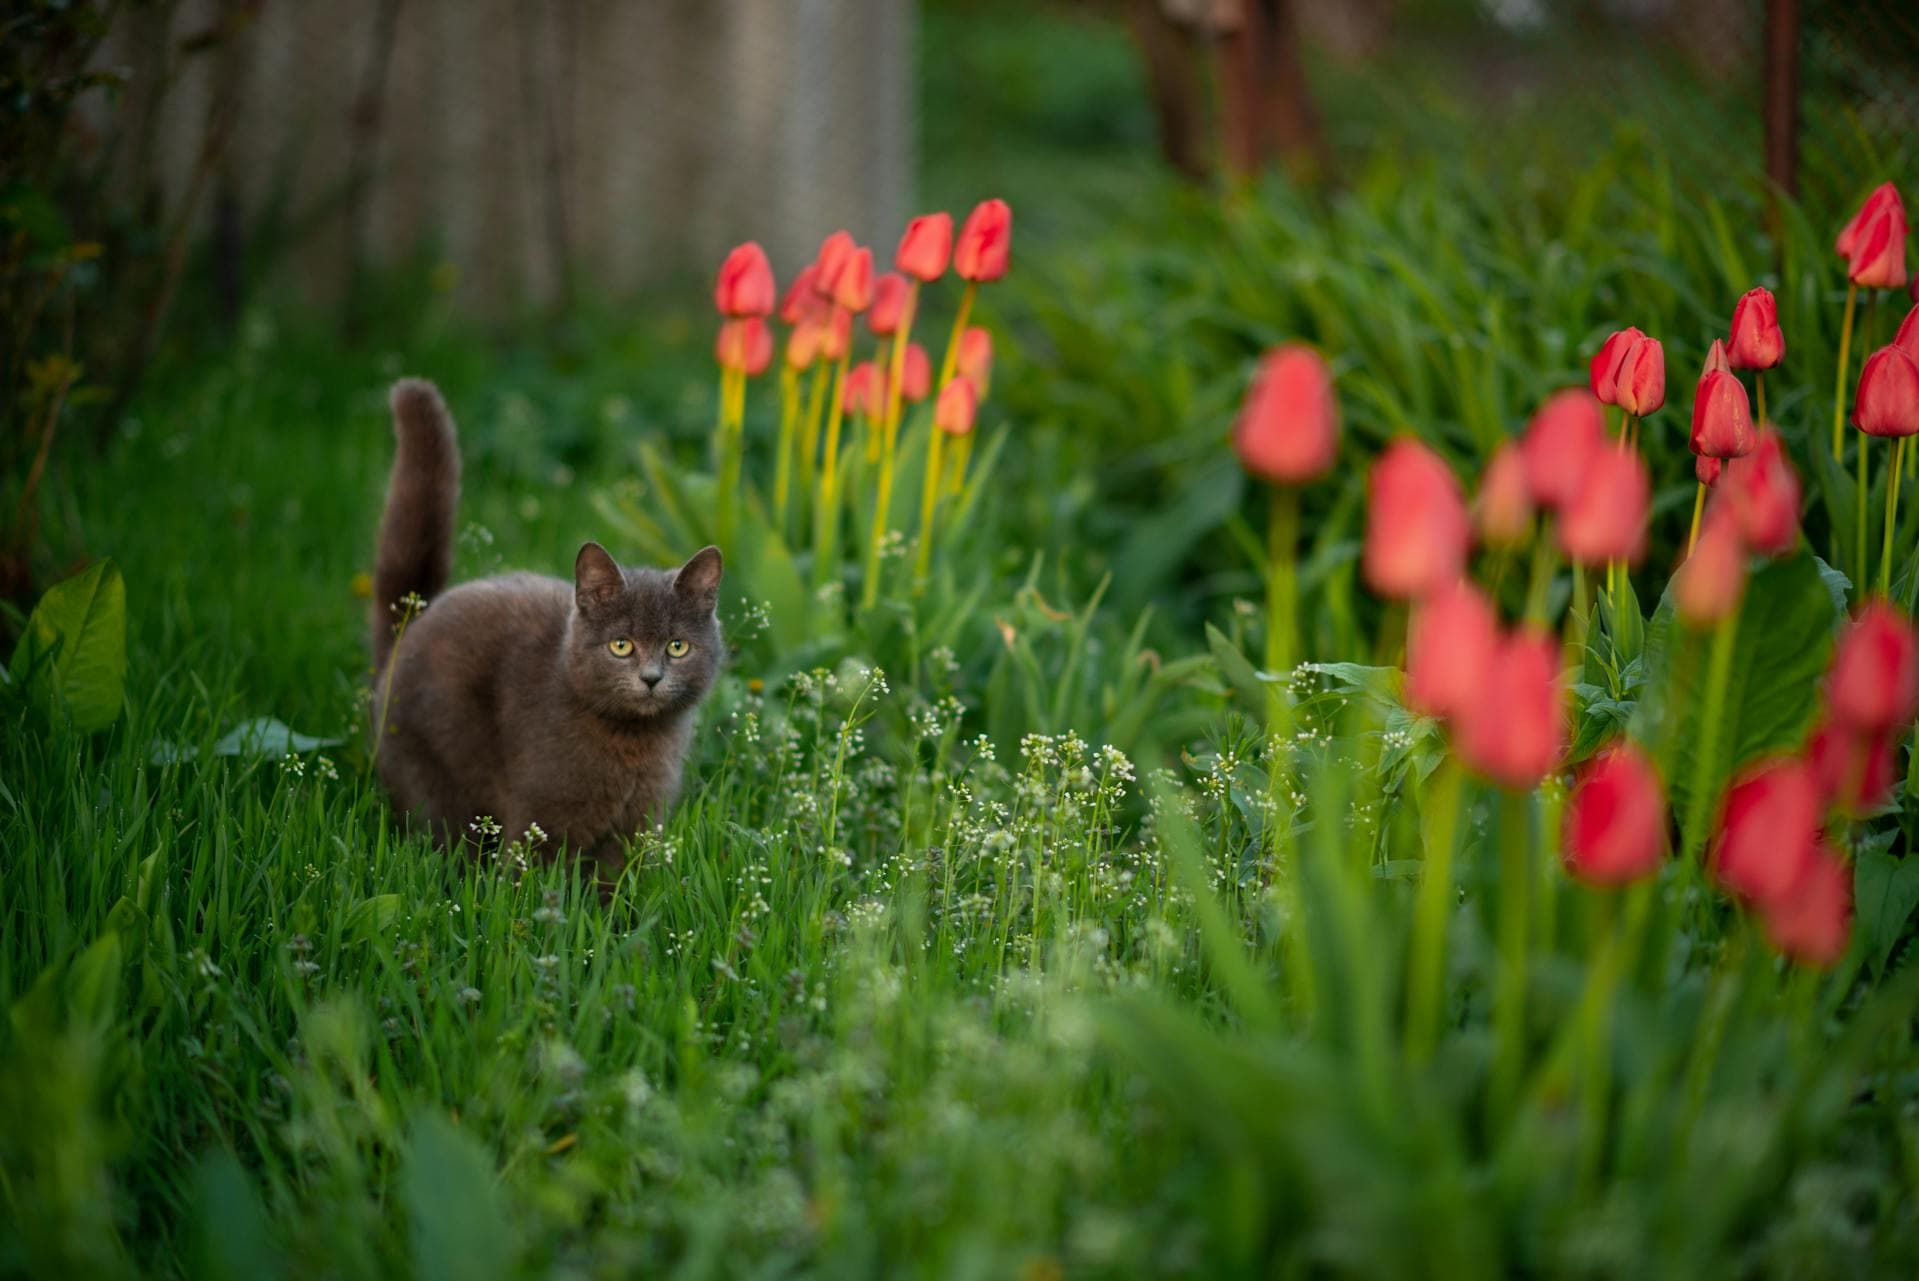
<box><xmin>956</xmin><ymin>327</ymin><xmax>994</xmax><ymax>398</ymax></box>
<box><xmin>714</xmin><ymin>242</ymin><xmax>775</xmax><ymax>318</ymax></box>
<box><xmin>715</xmin><ymin>317</ymin><xmax>772</xmax><ymax>375</ymax></box>
<box><xmin>1591</xmin><ymin>327</ymin><xmax>1665</xmax><ymax>416</ymax></box>
<box><xmin>816</xmin><ymin>308</ymin><xmax>854</xmax><ymax>362</ymax></box>
<box><xmin>1761</xmin><ymin>841</ymin><xmax>1852</xmax><ymax>969</ymax></box>
<box><xmin>1696</xmin><ymin>455</ymin><xmax>1722</xmax><ymax>487</ymax></box>
<box><xmin>1454</xmin><ymin>626</ymin><xmax>1564</xmax><ymax>789</ymax></box>
<box><xmin>1690</xmin><ymin>368</ymin><xmax>1756</xmax><ymax>459</ymax></box>
<box><xmin>1405</xmin><ymin>579</ymin><xmax>1498</xmax><ymax>720</ymax></box>
<box><xmin>1674</xmin><ymin>506</ymin><xmax>1746</xmax><ymax>627</ymax></box>
<box><xmin>954</xmin><ymin>199</ymin><xmax>1012</xmax><ymax>283</ymax></box>
<box><xmin>868</xmin><ymin>272</ymin><xmax>910</xmax><ymax>337</ymax></box>
<box><xmin>830</xmin><ymin>246</ymin><xmax>875</xmax><ymax>313</ymax></box>
<box><xmin>1853</xmin><ymin>345</ymin><xmax>1919</xmax><ymax>438</ymax></box>
<box><xmin>1232</xmin><ymin>345</ymin><xmax>1339</xmax><ymax>485</ymax></box>
<box><xmin>1363</xmin><ymin>439</ymin><xmax>1471</xmax><ymax>601</ymax></box>
<box><xmin>845</xmin><ymin>361</ymin><xmax>883</xmax><ymax>420</ymax></box>
<box><xmin>1719</xmin><ymin>428</ymin><xmax>1800</xmax><ymax>555</ymax></box>
<box><xmin>1827</xmin><ymin>601</ymin><xmax>1919</xmax><ymax>732</ymax></box>
<box><xmin>1893</xmin><ymin>302</ymin><xmax>1919</xmax><ymax>358</ymax></box>
<box><xmin>780</xmin><ymin>264</ymin><xmax>825</xmax><ymax>326</ymax></box>
<box><xmin>1808</xmin><ymin>721</ymin><xmax>1895</xmax><ymax>817</ymax></box>
<box><xmin>935</xmin><ymin>377</ymin><xmax>978</xmax><ymax>435</ymax></box>
<box><xmin>1557</xmin><ymin>444</ymin><xmax>1649</xmax><ymax>566</ymax></box>
<box><xmin>1846</xmin><ymin>200</ymin><xmax>1908</xmax><ymax>291</ymax></box>
<box><xmin>1726</xmin><ymin>288</ymin><xmax>1785</xmax><ymax>370</ymax></box>
<box><xmin>1521</xmin><ymin>390</ymin><xmax>1606</xmax><ymax>509</ymax></box>
<box><xmin>1563</xmin><ymin>743</ymin><xmax>1667</xmax><ymax>887</ymax></box>
<box><xmin>1836</xmin><ymin>183</ymin><xmax>1903</xmax><ymax>258</ymax></box>
<box><xmin>1701</xmin><ymin>337</ymin><xmax>1732</xmax><ymax>377</ymax></box>
<box><xmin>785</xmin><ymin>320</ymin><xmax>824</xmax><ymax>371</ymax></box>
<box><xmin>1710</xmin><ymin>758</ymin><xmax>1820</xmax><ymax>908</ymax></box>
<box><xmin>813</xmin><ymin>231</ymin><xmax>856</xmax><ymax>296</ymax></box>
<box><xmin>896</xmin><ymin>212</ymin><xmax>953</xmax><ymax>282</ymax></box>
<box><xmin>1475</xmin><ymin>442</ymin><xmax>1534</xmax><ymax>548</ymax></box>
<box><xmin>900</xmin><ymin>343</ymin><xmax>931</xmax><ymax>403</ymax></box>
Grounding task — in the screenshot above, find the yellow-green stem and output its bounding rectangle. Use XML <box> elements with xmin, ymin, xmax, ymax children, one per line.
<box><xmin>1687</xmin><ymin>481</ymin><xmax>1706</xmax><ymax>555</ymax></box>
<box><xmin>811</xmin><ymin>354</ymin><xmax>851</xmax><ymax>591</ymax></box>
<box><xmin>772</xmin><ymin>365</ymin><xmax>800</xmax><ymax>527</ymax></box>
<box><xmin>1490</xmin><ymin>789</ymin><xmax>1532</xmax><ymax>1120</ymax></box>
<box><xmin>1265</xmin><ymin>485</ymin><xmax>1299</xmax><ymax>728</ymax></box>
<box><xmin>716</xmin><ymin>366</ymin><xmax>744</xmax><ymax>550</ymax></box>
<box><xmin>945</xmin><ymin>431</ymin><xmax>974</xmax><ymax>496</ymax></box>
<box><xmin>1833</xmin><ymin>282</ymin><xmax>1857</xmax><ymax>463</ymax></box>
<box><xmin>1524</xmin><ymin>534</ymin><xmax>1557</xmax><ymax>626</ymax></box>
<box><xmin>912</xmin><ymin>427</ymin><xmax>948</xmax><ymax>593</ymax></box>
<box><xmin>1681</xmin><ymin>609</ymin><xmax>1741</xmax><ymax>864</ymax></box>
<box><xmin>1883</xmin><ymin>435</ymin><xmax>1907</xmax><ymax>598</ymax></box>
<box><xmin>1575</xmin><ymin>879</ymin><xmax>1653</xmax><ymax>1194</ymax></box>
<box><xmin>1755</xmin><ymin>371</ymin><xmax>1766</xmax><ymax>430</ymax></box>
<box><xmin>862</xmin><ymin>290</ymin><xmax>921</xmax><ymax>609</ymax></box>
<box><xmin>797</xmin><ymin>363</ymin><xmax>830</xmax><ymax>530</ymax></box>
<box><xmin>1857</xmin><ymin>429</ymin><xmax>1870</xmax><ymax>592</ymax></box>
<box><xmin>1404</xmin><ymin>756</ymin><xmax>1464</xmax><ymax>1063</ymax></box>
<box><xmin>935</xmin><ymin>281</ymin><xmax>978</xmax><ymax>391</ymax></box>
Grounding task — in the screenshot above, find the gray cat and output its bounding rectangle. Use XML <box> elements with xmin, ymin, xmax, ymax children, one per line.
<box><xmin>369</xmin><ymin>378</ymin><xmax>723</xmax><ymax>879</ymax></box>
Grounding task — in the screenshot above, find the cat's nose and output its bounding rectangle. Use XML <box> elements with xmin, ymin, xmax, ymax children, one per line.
<box><xmin>639</xmin><ymin>666</ymin><xmax>664</xmax><ymax>688</ymax></box>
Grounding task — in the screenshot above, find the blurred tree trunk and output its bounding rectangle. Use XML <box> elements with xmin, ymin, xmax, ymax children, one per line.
<box><xmin>1124</xmin><ymin>0</ymin><xmax>1209</xmax><ymax>181</ymax></box>
<box><xmin>1762</xmin><ymin>0</ymin><xmax>1800</xmax><ymax>225</ymax></box>
<box><xmin>344</xmin><ymin>0</ymin><xmax>405</xmax><ymax>337</ymax></box>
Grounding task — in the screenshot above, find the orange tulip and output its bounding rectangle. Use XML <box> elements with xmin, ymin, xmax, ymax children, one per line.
<box><xmin>1363</xmin><ymin>439</ymin><xmax>1470</xmax><ymax>601</ymax></box>
<box><xmin>900</xmin><ymin>343</ymin><xmax>931</xmax><ymax>403</ymax></box>
<box><xmin>1727</xmin><ymin>287</ymin><xmax>1784</xmax><ymax>370</ymax></box>
<box><xmin>1232</xmin><ymin>345</ymin><xmax>1338</xmax><ymax>486</ymax></box>
<box><xmin>714</xmin><ymin>242</ymin><xmax>775</xmax><ymax>318</ymax></box>
<box><xmin>1474</xmin><ymin>442</ymin><xmax>1533</xmax><ymax>548</ymax></box>
<box><xmin>813</xmin><ymin>231</ymin><xmax>856</xmax><ymax>296</ymax></box>
<box><xmin>935</xmin><ymin>377</ymin><xmax>978</xmax><ymax>435</ymax></box>
<box><xmin>956</xmin><ymin>327</ymin><xmax>994</xmax><ymax>398</ymax></box>
<box><xmin>954</xmin><ymin>198</ymin><xmax>1012</xmax><ymax>282</ymax></box>
<box><xmin>896</xmin><ymin>212</ymin><xmax>953</xmax><ymax>282</ymax></box>
<box><xmin>1562</xmin><ymin>743</ymin><xmax>1667</xmax><ymax>887</ymax></box>
<box><xmin>715</xmin><ymin>317</ymin><xmax>772</xmax><ymax>375</ymax></box>
<box><xmin>845</xmin><ymin>361</ymin><xmax>883</xmax><ymax>420</ymax></box>
<box><xmin>780</xmin><ymin>263</ymin><xmax>825</xmax><ymax>326</ymax></box>
<box><xmin>869</xmin><ymin>272</ymin><xmax>910</xmax><ymax>337</ymax></box>
<box><xmin>830</xmin><ymin>246</ymin><xmax>875</xmax><ymax>314</ymax></box>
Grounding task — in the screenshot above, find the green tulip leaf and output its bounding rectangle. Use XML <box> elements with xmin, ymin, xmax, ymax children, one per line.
<box><xmin>8</xmin><ymin>558</ymin><xmax>127</xmax><ymax>733</ymax></box>
<box><xmin>1854</xmin><ymin>838</ymin><xmax>1919</xmax><ymax>977</ymax></box>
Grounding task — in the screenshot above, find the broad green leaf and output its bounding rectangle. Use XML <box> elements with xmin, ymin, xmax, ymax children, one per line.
<box><xmin>1854</xmin><ymin>842</ymin><xmax>1919</xmax><ymax>977</ymax></box>
<box><xmin>406</xmin><ymin>1113</ymin><xmax>516</xmax><ymax>1281</ymax></box>
<box><xmin>346</xmin><ymin>894</ymin><xmax>405</xmax><ymax>945</ymax></box>
<box><xmin>151</xmin><ymin>716</ymin><xmax>345</xmax><ymax>764</ymax></box>
<box><xmin>8</xmin><ymin>558</ymin><xmax>127</xmax><ymax>732</ymax></box>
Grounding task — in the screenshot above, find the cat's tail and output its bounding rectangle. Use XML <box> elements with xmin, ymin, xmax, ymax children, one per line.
<box><xmin>372</xmin><ymin>378</ymin><xmax>460</xmax><ymax>668</ymax></box>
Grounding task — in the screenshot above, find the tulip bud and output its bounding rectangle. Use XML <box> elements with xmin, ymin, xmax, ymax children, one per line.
<box><xmin>1761</xmin><ymin>841</ymin><xmax>1852</xmax><ymax>968</ymax></box>
<box><xmin>780</xmin><ymin>264</ymin><xmax>824</xmax><ymax>326</ymax></box>
<box><xmin>1696</xmin><ymin>455</ymin><xmax>1722</xmax><ymax>486</ymax></box>
<box><xmin>1894</xmin><ymin>302</ymin><xmax>1919</xmax><ymax>358</ymax></box>
<box><xmin>900</xmin><ymin>343</ymin><xmax>931</xmax><ymax>403</ymax></box>
<box><xmin>1562</xmin><ymin>743</ymin><xmax>1667</xmax><ymax>886</ymax></box>
<box><xmin>1591</xmin><ymin>327</ymin><xmax>1665</xmax><ymax>416</ymax></box>
<box><xmin>1701</xmin><ymin>338</ymin><xmax>1732</xmax><ymax>377</ymax></box>
<box><xmin>1232</xmin><ymin>345</ymin><xmax>1339</xmax><ymax>485</ymax></box>
<box><xmin>1521</xmin><ymin>389</ymin><xmax>1606</xmax><ymax>509</ymax></box>
<box><xmin>1853</xmin><ymin>345</ymin><xmax>1919</xmax><ymax>438</ymax></box>
<box><xmin>1711</xmin><ymin>758</ymin><xmax>1820</xmax><ymax>907</ymax></box>
<box><xmin>785</xmin><ymin>320</ymin><xmax>824</xmax><ymax>371</ymax></box>
<box><xmin>1454</xmin><ymin>626</ymin><xmax>1564</xmax><ymax>790</ymax></box>
<box><xmin>896</xmin><ymin>212</ymin><xmax>953</xmax><ymax>282</ymax></box>
<box><xmin>1718</xmin><ymin>427</ymin><xmax>1800</xmax><ymax>555</ymax></box>
<box><xmin>1808</xmin><ymin>721</ymin><xmax>1895</xmax><ymax>818</ymax></box>
<box><xmin>1556</xmin><ymin>445</ymin><xmax>1649</xmax><ymax>566</ymax></box>
<box><xmin>1727</xmin><ymin>287</ymin><xmax>1785</xmax><ymax>370</ymax></box>
<box><xmin>1691</xmin><ymin>368</ymin><xmax>1756</xmax><ymax>459</ymax></box>
<box><xmin>869</xmin><ymin>272</ymin><xmax>910</xmax><ymax>337</ymax></box>
<box><xmin>830</xmin><ymin>246</ymin><xmax>875</xmax><ymax>313</ymax></box>
<box><xmin>1363</xmin><ymin>439</ymin><xmax>1471</xmax><ymax>601</ymax></box>
<box><xmin>1846</xmin><ymin>200</ymin><xmax>1909</xmax><ymax>291</ymax></box>
<box><xmin>813</xmin><ymin>231</ymin><xmax>855</xmax><ymax>296</ymax></box>
<box><xmin>1673</xmin><ymin>507</ymin><xmax>1746</xmax><ymax>627</ymax></box>
<box><xmin>954</xmin><ymin>198</ymin><xmax>1012</xmax><ymax>283</ymax></box>
<box><xmin>845</xmin><ymin>361</ymin><xmax>883</xmax><ymax>420</ymax></box>
<box><xmin>1405</xmin><ymin>579</ymin><xmax>1498</xmax><ymax>720</ymax></box>
<box><xmin>715</xmin><ymin>317</ymin><xmax>772</xmax><ymax>375</ymax></box>
<box><xmin>714</xmin><ymin>242</ymin><xmax>775</xmax><ymax>318</ymax></box>
<box><xmin>956</xmin><ymin>327</ymin><xmax>994</xmax><ymax>398</ymax></box>
<box><xmin>1827</xmin><ymin>600</ymin><xmax>1919</xmax><ymax>732</ymax></box>
<box><xmin>817</xmin><ymin>308</ymin><xmax>854</xmax><ymax>362</ymax></box>
<box><xmin>1836</xmin><ymin>183</ymin><xmax>1903</xmax><ymax>258</ymax></box>
<box><xmin>1474</xmin><ymin>442</ymin><xmax>1533</xmax><ymax>548</ymax></box>
<box><xmin>935</xmin><ymin>377</ymin><xmax>978</xmax><ymax>435</ymax></box>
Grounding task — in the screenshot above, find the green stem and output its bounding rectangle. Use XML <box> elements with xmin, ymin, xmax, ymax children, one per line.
<box><xmin>1755</xmin><ymin>371</ymin><xmax>1766</xmax><ymax>431</ymax></box>
<box><xmin>716</xmin><ymin>366</ymin><xmax>744</xmax><ymax>551</ymax></box>
<box><xmin>1574</xmin><ymin>879</ymin><xmax>1653</xmax><ymax>1194</ymax></box>
<box><xmin>862</xmin><ymin>289</ymin><xmax>921</xmax><ymax>610</ymax></box>
<box><xmin>772</xmin><ymin>365</ymin><xmax>800</xmax><ymax>529</ymax></box>
<box><xmin>811</xmin><ymin>354</ymin><xmax>851</xmax><ymax>592</ymax></box>
<box><xmin>1687</xmin><ymin>481</ymin><xmax>1706</xmax><ymax>556</ymax></box>
<box><xmin>1833</xmin><ymin>282</ymin><xmax>1856</xmax><ymax>463</ymax></box>
<box><xmin>1523</xmin><ymin>533</ymin><xmax>1556</xmax><ymax>626</ymax></box>
<box><xmin>1681</xmin><ymin>609</ymin><xmax>1741</xmax><ymax>864</ymax></box>
<box><xmin>935</xmin><ymin>281</ymin><xmax>977</xmax><ymax>391</ymax></box>
<box><xmin>796</xmin><ymin>363</ymin><xmax>830</xmax><ymax>534</ymax></box>
<box><xmin>1490</xmin><ymin>789</ymin><xmax>1533</xmax><ymax>1120</ymax></box>
<box><xmin>1405</xmin><ymin>756</ymin><xmax>1465</xmax><ymax>1063</ymax></box>
<box><xmin>912</xmin><ymin>426</ymin><xmax>948</xmax><ymax>594</ymax></box>
<box><xmin>1266</xmin><ymin>485</ymin><xmax>1299</xmax><ymax>729</ymax></box>
<box><xmin>1857</xmin><ymin>426</ymin><xmax>1870</xmax><ymax>593</ymax></box>
<box><xmin>1884</xmin><ymin>436</ymin><xmax>1907</xmax><ymax>599</ymax></box>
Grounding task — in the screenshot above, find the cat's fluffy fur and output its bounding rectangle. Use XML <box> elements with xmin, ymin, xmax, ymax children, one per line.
<box><xmin>370</xmin><ymin>378</ymin><xmax>722</xmax><ymax>876</ymax></box>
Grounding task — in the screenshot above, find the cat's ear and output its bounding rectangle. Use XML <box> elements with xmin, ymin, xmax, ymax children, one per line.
<box><xmin>674</xmin><ymin>545</ymin><xmax>723</xmax><ymax>614</ymax></box>
<box><xmin>574</xmin><ymin>542</ymin><xmax>623</xmax><ymax>611</ymax></box>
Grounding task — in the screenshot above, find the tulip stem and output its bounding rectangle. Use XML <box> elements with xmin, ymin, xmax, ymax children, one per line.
<box><xmin>772</xmin><ymin>365</ymin><xmax>800</xmax><ymax>530</ymax></box>
<box><xmin>1264</xmin><ymin>485</ymin><xmax>1301</xmax><ymax>729</ymax></box>
<box><xmin>812</xmin><ymin>353</ymin><xmax>851</xmax><ymax>592</ymax></box>
<box><xmin>1523</xmin><ymin>536</ymin><xmax>1556</xmax><ymax>626</ymax></box>
<box><xmin>1857</xmin><ymin>431</ymin><xmax>1870</xmax><ymax>594</ymax></box>
<box><xmin>1883</xmin><ymin>436</ymin><xmax>1907</xmax><ymax>599</ymax></box>
<box><xmin>796</xmin><ymin>363</ymin><xmax>830</xmax><ymax>534</ymax></box>
<box><xmin>1687</xmin><ymin>481</ymin><xmax>1706</xmax><ymax>556</ymax></box>
<box><xmin>912</xmin><ymin>426</ymin><xmax>947</xmax><ymax>595</ymax></box>
<box><xmin>1833</xmin><ymin>282</ymin><xmax>1857</xmax><ymax>463</ymax></box>
<box><xmin>935</xmin><ymin>281</ymin><xmax>978</xmax><ymax>391</ymax></box>
<box><xmin>1405</xmin><ymin>755</ymin><xmax>1465</xmax><ymax>1064</ymax></box>
<box><xmin>1755</xmin><ymin>372</ymin><xmax>1766</xmax><ymax>431</ymax></box>
<box><xmin>863</xmin><ymin>285</ymin><xmax>921</xmax><ymax>610</ymax></box>
<box><xmin>1574</xmin><ymin>879</ymin><xmax>1654</xmax><ymax>1196</ymax></box>
<box><xmin>1490</xmin><ymin>788</ymin><xmax>1533</xmax><ymax>1122</ymax></box>
<box><xmin>716</xmin><ymin>366</ymin><xmax>744</xmax><ymax>551</ymax></box>
<box><xmin>1681</xmin><ymin>608</ymin><xmax>1741</xmax><ymax>865</ymax></box>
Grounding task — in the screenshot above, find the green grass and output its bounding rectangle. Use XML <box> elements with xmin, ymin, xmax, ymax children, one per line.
<box><xmin>7</xmin><ymin>6</ymin><xmax>1919</xmax><ymax>1277</ymax></box>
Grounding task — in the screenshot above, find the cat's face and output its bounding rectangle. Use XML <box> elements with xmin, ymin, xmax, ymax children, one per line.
<box><xmin>565</xmin><ymin>543</ymin><xmax>723</xmax><ymax>721</ymax></box>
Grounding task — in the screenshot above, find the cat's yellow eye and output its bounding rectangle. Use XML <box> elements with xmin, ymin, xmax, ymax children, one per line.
<box><xmin>666</xmin><ymin>638</ymin><xmax>690</xmax><ymax>658</ymax></box>
<box><xmin>607</xmin><ymin>638</ymin><xmax>634</xmax><ymax>657</ymax></box>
